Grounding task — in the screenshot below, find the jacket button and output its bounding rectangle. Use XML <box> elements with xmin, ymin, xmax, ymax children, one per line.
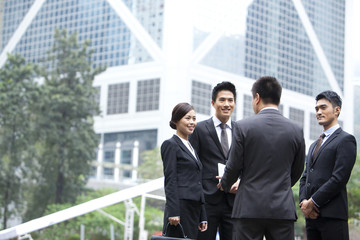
<box><xmin>307</xmin><ymin>183</ymin><xmax>310</xmax><ymax>187</ymax></box>
<box><xmin>310</xmin><ymin>168</ymin><xmax>314</xmax><ymax>172</ymax></box>
<box><xmin>198</xmin><ymin>182</ymin><xmax>201</xmax><ymax>185</ymax></box>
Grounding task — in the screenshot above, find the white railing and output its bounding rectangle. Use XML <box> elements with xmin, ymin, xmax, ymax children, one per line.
<box><xmin>0</xmin><ymin>177</ymin><xmax>164</xmax><ymax>240</ymax></box>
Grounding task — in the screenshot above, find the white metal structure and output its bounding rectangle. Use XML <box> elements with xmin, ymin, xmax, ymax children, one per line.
<box><xmin>139</xmin><ymin>194</ymin><xmax>166</xmax><ymax>240</ymax></box>
<box><xmin>0</xmin><ymin>178</ymin><xmax>164</xmax><ymax>240</ymax></box>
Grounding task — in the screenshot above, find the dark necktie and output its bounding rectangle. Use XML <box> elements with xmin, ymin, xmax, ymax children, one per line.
<box><xmin>220</xmin><ymin>123</ymin><xmax>229</xmax><ymax>157</ymax></box>
<box><xmin>312</xmin><ymin>133</ymin><xmax>326</xmax><ymax>160</ymax></box>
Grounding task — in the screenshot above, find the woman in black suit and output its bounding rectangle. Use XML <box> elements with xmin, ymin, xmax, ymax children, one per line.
<box><xmin>161</xmin><ymin>102</ymin><xmax>207</xmax><ymax>239</ymax></box>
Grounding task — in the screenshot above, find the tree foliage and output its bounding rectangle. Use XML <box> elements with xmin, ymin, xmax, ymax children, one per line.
<box><xmin>138</xmin><ymin>147</ymin><xmax>163</xmax><ymax>180</ymax></box>
<box><xmin>292</xmin><ymin>182</ymin><xmax>306</xmax><ymax>237</ymax></box>
<box><xmin>0</xmin><ymin>54</ymin><xmax>38</xmax><ymax>228</ymax></box>
<box><xmin>24</xmin><ymin>28</ymin><xmax>105</xmax><ymax>220</ymax></box>
<box><xmin>348</xmin><ymin>154</ymin><xmax>360</xmax><ymax>218</ymax></box>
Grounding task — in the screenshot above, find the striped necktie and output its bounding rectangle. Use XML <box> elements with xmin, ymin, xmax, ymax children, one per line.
<box><xmin>312</xmin><ymin>133</ymin><xmax>326</xmax><ymax>160</ymax></box>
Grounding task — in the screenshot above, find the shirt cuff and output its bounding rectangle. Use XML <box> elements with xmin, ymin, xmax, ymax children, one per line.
<box><xmin>311</xmin><ymin>197</ymin><xmax>319</xmax><ymax>208</ymax></box>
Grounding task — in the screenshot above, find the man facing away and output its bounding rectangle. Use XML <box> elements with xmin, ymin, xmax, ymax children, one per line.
<box><xmin>189</xmin><ymin>81</ymin><xmax>239</xmax><ymax>240</ymax></box>
<box><xmin>299</xmin><ymin>90</ymin><xmax>357</xmax><ymax>240</ymax></box>
<box><xmin>219</xmin><ymin>76</ymin><xmax>305</xmax><ymax>239</ymax></box>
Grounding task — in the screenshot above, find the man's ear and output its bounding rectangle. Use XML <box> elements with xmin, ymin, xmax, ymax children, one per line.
<box><xmin>211</xmin><ymin>100</ymin><xmax>215</xmax><ymax>107</ymax></box>
<box><xmin>334</xmin><ymin>106</ymin><xmax>341</xmax><ymax>117</ymax></box>
<box><xmin>254</xmin><ymin>93</ymin><xmax>260</xmax><ymax>105</ymax></box>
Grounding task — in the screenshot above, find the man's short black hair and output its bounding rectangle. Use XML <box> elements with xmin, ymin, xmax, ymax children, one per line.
<box><xmin>212</xmin><ymin>81</ymin><xmax>236</xmax><ymax>102</ymax></box>
<box><xmin>251</xmin><ymin>76</ymin><xmax>282</xmax><ymax>105</ymax></box>
<box><xmin>315</xmin><ymin>90</ymin><xmax>342</xmax><ymax>109</ymax></box>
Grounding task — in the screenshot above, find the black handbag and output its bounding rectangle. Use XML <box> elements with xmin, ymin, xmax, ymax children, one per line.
<box><xmin>151</xmin><ymin>222</ymin><xmax>193</xmax><ymax>240</ymax></box>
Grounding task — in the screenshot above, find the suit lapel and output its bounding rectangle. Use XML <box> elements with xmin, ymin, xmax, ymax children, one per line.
<box><xmin>205</xmin><ymin>118</ymin><xmax>225</xmax><ymax>158</ymax></box>
<box><xmin>205</xmin><ymin>118</ymin><xmax>235</xmax><ymax>159</ymax></box>
<box><xmin>308</xmin><ymin>142</ymin><xmax>316</xmax><ymax>166</ymax></box>
<box><xmin>311</xmin><ymin>128</ymin><xmax>342</xmax><ymax>166</ymax></box>
<box><xmin>173</xmin><ymin>135</ymin><xmax>201</xmax><ymax>169</ymax></box>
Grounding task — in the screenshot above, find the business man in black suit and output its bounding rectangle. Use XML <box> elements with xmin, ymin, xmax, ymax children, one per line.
<box><xmin>190</xmin><ymin>81</ymin><xmax>238</xmax><ymax>240</ymax></box>
<box><xmin>299</xmin><ymin>90</ymin><xmax>357</xmax><ymax>240</ymax></box>
<box><xmin>219</xmin><ymin>76</ymin><xmax>305</xmax><ymax>239</ymax></box>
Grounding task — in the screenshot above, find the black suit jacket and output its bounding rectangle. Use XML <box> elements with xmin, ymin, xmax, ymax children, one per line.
<box><xmin>299</xmin><ymin>128</ymin><xmax>357</xmax><ymax>220</ymax></box>
<box><xmin>221</xmin><ymin>109</ymin><xmax>305</xmax><ymax>220</ymax></box>
<box><xmin>189</xmin><ymin>117</ymin><xmax>236</xmax><ymax>206</ymax></box>
<box><xmin>161</xmin><ymin>135</ymin><xmax>206</xmax><ymax>221</ymax></box>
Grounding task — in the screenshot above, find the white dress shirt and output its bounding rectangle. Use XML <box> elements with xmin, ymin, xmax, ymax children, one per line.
<box><xmin>321</xmin><ymin>124</ymin><xmax>340</xmax><ymax>145</ymax></box>
<box><xmin>213</xmin><ymin>116</ymin><xmax>232</xmax><ymax>147</ymax></box>
<box><xmin>176</xmin><ymin>134</ymin><xmax>197</xmax><ymax>159</ymax></box>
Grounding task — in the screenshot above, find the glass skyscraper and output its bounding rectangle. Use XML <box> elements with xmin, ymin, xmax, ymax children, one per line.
<box><xmin>0</xmin><ymin>0</ymin><xmax>352</xmax><ymax>184</ymax></box>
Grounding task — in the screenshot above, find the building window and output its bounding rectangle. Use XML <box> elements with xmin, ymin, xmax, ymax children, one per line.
<box><xmin>121</xmin><ymin>150</ymin><xmax>132</xmax><ymax>164</ymax></box>
<box><xmin>191</xmin><ymin>80</ymin><xmax>211</xmax><ymax>115</ymax></box>
<box><xmin>136</xmin><ymin>78</ymin><xmax>160</xmax><ymax>112</ymax></box>
<box><xmin>89</xmin><ymin>166</ymin><xmax>97</xmax><ymax>179</ymax></box>
<box><xmin>243</xmin><ymin>95</ymin><xmax>254</xmax><ymax>118</ymax></box>
<box><xmin>103</xmin><ymin>150</ymin><xmax>115</xmax><ymax>163</ymax></box>
<box><xmin>310</xmin><ymin>113</ymin><xmax>323</xmax><ymax>140</ymax></box>
<box><xmin>122</xmin><ymin>170</ymin><xmax>132</xmax><ymax>179</ymax></box>
<box><xmin>107</xmin><ymin>82</ymin><xmax>129</xmax><ymax>115</ymax></box>
<box><xmin>103</xmin><ymin>167</ymin><xmax>114</xmax><ymax>180</ymax></box>
<box><xmin>289</xmin><ymin>107</ymin><xmax>304</xmax><ymax>128</ymax></box>
<box><xmin>103</xmin><ymin>129</ymin><xmax>157</xmax><ymax>159</ymax></box>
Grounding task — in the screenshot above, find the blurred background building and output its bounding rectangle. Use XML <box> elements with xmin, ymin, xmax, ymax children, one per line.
<box><xmin>0</xmin><ymin>0</ymin><xmax>355</xmax><ymax>187</ymax></box>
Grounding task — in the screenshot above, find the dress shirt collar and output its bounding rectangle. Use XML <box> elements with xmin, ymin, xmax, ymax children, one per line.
<box><xmin>259</xmin><ymin>107</ymin><xmax>279</xmax><ymax>113</ymax></box>
<box><xmin>175</xmin><ymin>133</ymin><xmax>188</xmax><ymax>142</ymax></box>
<box><xmin>213</xmin><ymin>116</ymin><xmax>232</xmax><ymax>129</ymax></box>
<box><xmin>175</xmin><ymin>134</ymin><xmax>197</xmax><ymax>159</ymax></box>
<box><xmin>323</xmin><ymin>124</ymin><xmax>340</xmax><ymax>138</ymax></box>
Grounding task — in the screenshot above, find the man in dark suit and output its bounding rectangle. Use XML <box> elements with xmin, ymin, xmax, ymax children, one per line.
<box><xmin>219</xmin><ymin>76</ymin><xmax>305</xmax><ymax>239</ymax></box>
<box><xmin>299</xmin><ymin>90</ymin><xmax>357</xmax><ymax>240</ymax></box>
<box><xmin>190</xmin><ymin>81</ymin><xmax>238</xmax><ymax>240</ymax></box>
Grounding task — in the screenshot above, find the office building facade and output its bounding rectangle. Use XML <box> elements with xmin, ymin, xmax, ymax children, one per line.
<box><xmin>0</xmin><ymin>0</ymin><xmax>353</xmax><ymax>186</ymax></box>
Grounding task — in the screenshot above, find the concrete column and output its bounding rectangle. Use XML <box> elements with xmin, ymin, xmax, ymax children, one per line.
<box><xmin>114</xmin><ymin>142</ymin><xmax>121</xmax><ymax>182</ymax></box>
<box><xmin>96</xmin><ymin>144</ymin><xmax>103</xmax><ymax>180</ymax></box>
<box><xmin>132</xmin><ymin>141</ymin><xmax>139</xmax><ymax>181</ymax></box>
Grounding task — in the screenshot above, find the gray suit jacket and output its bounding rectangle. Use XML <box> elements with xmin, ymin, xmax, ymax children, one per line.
<box><xmin>221</xmin><ymin>109</ymin><xmax>305</xmax><ymax>220</ymax></box>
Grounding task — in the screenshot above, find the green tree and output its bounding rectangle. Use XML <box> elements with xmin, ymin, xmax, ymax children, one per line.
<box><xmin>292</xmin><ymin>182</ymin><xmax>306</xmax><ymax>238</ymax></box>
<box><xmin>25</xmin><ymin>28</ymin><xmax>105</xmax><ymax>220</ymax></box>
<box><xmin>0</xmin><ymin>54</ymin><xmax>38</xmax><ymax>229</ymax></box>
<box><xmin>348</xmin><ymin>154</ymin><xmax>360</xmax><ymax>218</ymax></box>
<box><xmin>138</xmin><ymin>147</ymin><xmax>163</xmax><ymax>180</ymax></box>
